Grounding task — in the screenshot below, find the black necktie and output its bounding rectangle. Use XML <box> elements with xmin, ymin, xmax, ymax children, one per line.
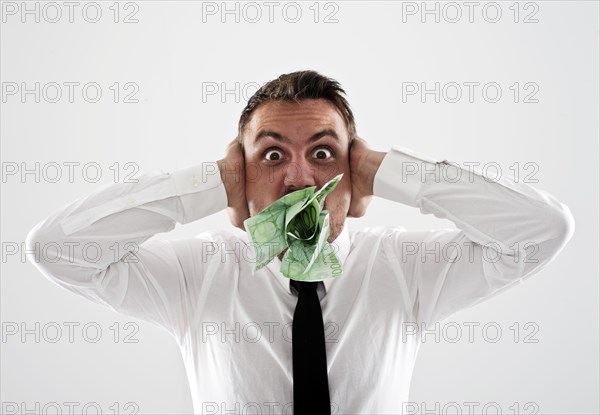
<box><xmin>290</xmin><ymin>280</ymin><xmax>331</xmax><ymax>414</ymax></box>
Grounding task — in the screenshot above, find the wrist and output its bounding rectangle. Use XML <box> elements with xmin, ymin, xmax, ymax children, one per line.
<box><xmin>217</xmin><ymin>158</ymin><xmax>239</xmax><ymax>208</ymax></box>
<box><xmin>359</xmin><ymin>150</ymin><xmax>386</xmax><ymax>196</ymax></box>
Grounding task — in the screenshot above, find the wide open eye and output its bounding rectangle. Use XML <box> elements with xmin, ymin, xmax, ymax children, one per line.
<box><xmin>264</xmin><ymin>148</ymin><xmax>283</xmax><ymax>161</ymax></box>
<box><xmin>312</xmin><ymin>147</ymin><xmax>333</xmax><ymax>160</ymax></box>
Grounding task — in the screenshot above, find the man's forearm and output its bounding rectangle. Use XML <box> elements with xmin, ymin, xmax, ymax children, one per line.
<box><xmin>373</xmin><ymin>145</ymin><xmax>575</xmax><ymax>276</ymax></box>
<box><xmin>26</xmin><ymin>162</ymin><xmax>227</xmax><ymax>280</ymax></box>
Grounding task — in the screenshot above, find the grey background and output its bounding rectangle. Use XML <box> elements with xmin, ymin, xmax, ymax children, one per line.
<box><xmin>1</xmin><ymin>1</ymin><xmax>598</xmax><ymax>414</ymax></box>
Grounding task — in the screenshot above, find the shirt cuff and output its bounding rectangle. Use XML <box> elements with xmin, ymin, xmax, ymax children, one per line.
<box><xmin>170</xmin><ymin>162</ymin><xmax>228</xmax><ymax>224</ymax></box>
<box><xmin>373</xmin><ymin>145</ymin><xmax>443</xmax><ymax>207</ymax></box>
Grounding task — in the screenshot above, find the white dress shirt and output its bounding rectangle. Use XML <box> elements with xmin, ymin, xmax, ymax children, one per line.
<box><xmin>25</xmin><ymin>145</ymin><xmax>575</xmax><ymax>415</ymax></box>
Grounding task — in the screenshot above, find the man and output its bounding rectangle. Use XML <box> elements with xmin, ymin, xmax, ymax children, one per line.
<box><xmin>26</xmin><ymin>70</ymin><xmax>575</xmax><ymax>414</ymax></box>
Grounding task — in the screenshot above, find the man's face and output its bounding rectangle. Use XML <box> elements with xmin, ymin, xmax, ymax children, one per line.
<box><xmin>242</xmin><ymin>99</ymin><xmax>352</xmax><ymax>243</ymax></box>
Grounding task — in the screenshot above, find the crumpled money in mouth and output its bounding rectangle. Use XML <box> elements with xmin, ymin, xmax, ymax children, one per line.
<box><xmin>243</xmin><ymin>173</ymin><xmax>344</xmax><ymax>281</ymax></box>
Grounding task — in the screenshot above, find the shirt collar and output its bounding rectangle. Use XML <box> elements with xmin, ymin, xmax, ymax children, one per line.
<box><xmin>236</xmin><ymin>223</ymin><xmax>351</xmax><ymax>295</ymax></box>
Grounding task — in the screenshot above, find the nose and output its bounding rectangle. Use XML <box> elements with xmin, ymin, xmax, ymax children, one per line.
<box><xmin>283</xmin><ymin>157</ymin><xmax>317</xmax><ymax>192</ymax></box>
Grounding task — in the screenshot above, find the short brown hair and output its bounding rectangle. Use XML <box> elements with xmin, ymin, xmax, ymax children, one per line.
<box><xmin>237</xmin><ymin>70</ymin><xmax>356</xmax><ymax>147</ymax></box>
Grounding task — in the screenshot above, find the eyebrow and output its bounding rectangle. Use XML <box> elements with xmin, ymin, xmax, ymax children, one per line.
<box><xmin>254</xmin><ymin>129</ymin><xmax>340</xmax><ymax>145</ymax></box>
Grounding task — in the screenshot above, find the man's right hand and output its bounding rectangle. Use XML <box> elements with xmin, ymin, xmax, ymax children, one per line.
<box><xmin>217</xmin><ymin>138</ymin><xmax>251</xmax><ymax>231</ymax></box>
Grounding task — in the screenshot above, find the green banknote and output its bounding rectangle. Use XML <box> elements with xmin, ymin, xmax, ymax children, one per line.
<box><xmin>243</xmin><ymin>173</ymin><xmax>344</xmax><ymax>281</ymax></box>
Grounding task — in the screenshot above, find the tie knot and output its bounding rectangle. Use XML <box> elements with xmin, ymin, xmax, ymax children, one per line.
<box><xmin>290</xmin><ymin>280</ymin><xmax>318</xmax><ymax>294</ymax></box>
